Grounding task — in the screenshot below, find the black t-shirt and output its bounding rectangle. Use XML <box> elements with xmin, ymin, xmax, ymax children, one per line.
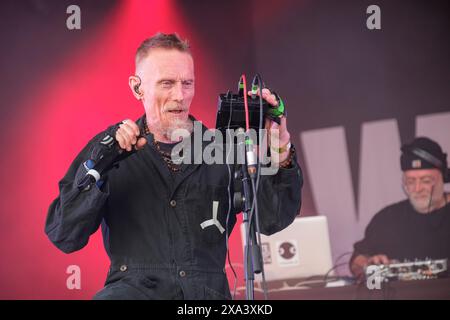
<box><xmin>353</xmin><ymin>199</ymin><xmax>450</xmax><ymax>261</ymax></box>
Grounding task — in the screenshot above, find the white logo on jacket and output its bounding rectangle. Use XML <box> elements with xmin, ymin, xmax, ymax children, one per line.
<box><xmin>200</xmin><ymin>201</ymin><xmax>225</xmax><ymax>234</ymax></box>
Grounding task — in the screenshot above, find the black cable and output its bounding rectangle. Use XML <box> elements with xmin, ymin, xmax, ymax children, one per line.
<box><xmin>297</xmin><ymin>251</ymin><xmax>352</xmax><ymax>286</ymax></box>
<box><xmin>253</xmin><ymin>74</ymin><xmax>269</xmax><ymax>299</ymax></box>
<box><xmin>244</xmin><ymin>73</ymin><xmax>268</xmax><ymax>299</ymax></box>
<box><xmin>323</xmin><ymin>262</ymin><xmax>350</xmax><ymax>284</ymax></box>
<box><xmin>294</xmin><ymin>259</ymin><xmax>351</xmax><ymax>289</ymax></box>
<box><xmin>427</xmin><ymin>185</ymin><xmax>435</xmax><ymax>214</ymax></box>
<box><xmin>251</xmin><ymin>177</ymin><xmax>268</xmax><ymax>299</ymax></box>
<box><xmin>331</xmin><ymin>251</ymin><xmax>353</xmax><ymax>275</ymax></box>
<box><xmin>224</xmin><ymin>96</ymin><xmax>238</xmax><ymax>299</ymax></box>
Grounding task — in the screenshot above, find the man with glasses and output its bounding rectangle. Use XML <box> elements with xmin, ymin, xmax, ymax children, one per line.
<box><xmin>350</xmin><ymin>137</ymin><xmax>450</xmax><ymax>279</ymax></box>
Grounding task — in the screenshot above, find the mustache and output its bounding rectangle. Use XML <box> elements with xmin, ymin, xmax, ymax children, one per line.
<box><xmin>163</xmin><ymin>104</ymin><xmax>188</xmax><ymax>112</ymax></box>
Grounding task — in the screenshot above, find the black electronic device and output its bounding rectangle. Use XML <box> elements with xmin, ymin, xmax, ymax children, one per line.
<box><xmin>215</xmin><ymin>91</ymin><xmax>271</xmax><ymax>135</ymax></box>
<box><xmin>215</xmin><ymin>76</ymin><xmax>285</xmax><ymax>136</ymax></box>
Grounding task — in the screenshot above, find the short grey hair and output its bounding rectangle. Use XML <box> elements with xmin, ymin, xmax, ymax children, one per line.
<box><xmin>135</xmin><ymin>32</ymin><xmax>191</xmax><ymax>70</ymax></box>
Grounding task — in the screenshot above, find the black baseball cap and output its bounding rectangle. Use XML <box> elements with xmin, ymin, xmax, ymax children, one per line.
<box><xmin>400</xmin><ymin>137</ymin><xmax>449</xmax><ymax>182</ymax></box>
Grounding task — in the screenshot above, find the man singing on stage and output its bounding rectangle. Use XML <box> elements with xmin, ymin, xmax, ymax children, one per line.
<box><xmin>45</xmin><ymin>33</ymin><xmax>303</xmax><ymax>299</ymax></box>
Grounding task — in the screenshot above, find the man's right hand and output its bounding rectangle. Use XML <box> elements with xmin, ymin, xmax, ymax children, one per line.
<box><xmin>115</xmin><ymin>119</ymin><xmax>147</xmax><ymax>152</ymax></box>
<box><xmin>350</xmin><ymin>254</ymin><xmax>391</xmax><ymax>279</ymax></box>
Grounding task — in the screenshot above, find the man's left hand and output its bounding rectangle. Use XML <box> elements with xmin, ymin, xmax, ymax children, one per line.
<box><xmin>248</xmin><ymin>88</ymin><xmax>291</xmax><ymax>163</ymax></box>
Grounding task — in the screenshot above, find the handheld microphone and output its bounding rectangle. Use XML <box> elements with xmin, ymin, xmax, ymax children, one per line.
<box><xmin>77</xmin><ymin>129</ymin><xmax>142</xmax><ymax>191</ymax></box>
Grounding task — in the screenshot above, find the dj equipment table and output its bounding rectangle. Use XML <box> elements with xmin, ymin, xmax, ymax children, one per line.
<box><xmin>236</xmin><ymin>277</ymin><xmax>450</xmax><ymax>300</ymax></box>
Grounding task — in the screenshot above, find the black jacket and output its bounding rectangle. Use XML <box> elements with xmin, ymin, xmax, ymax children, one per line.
<box><xmin>45</xmin><ymin>115</ymin><xmax>303</xmax><ymax>299</ymax></box>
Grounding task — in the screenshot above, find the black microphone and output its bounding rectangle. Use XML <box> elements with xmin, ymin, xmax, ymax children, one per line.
<box><xmin>77</xmin><ymin>131</ymin><xmax>141</xmax><ymax>191</ymax></box>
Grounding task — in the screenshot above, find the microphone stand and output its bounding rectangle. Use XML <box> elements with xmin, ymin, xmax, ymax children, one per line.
<box><xmin>234</xmin><ymin>129</ymin><xmax>263</xmax><ymax>300</ymax></box>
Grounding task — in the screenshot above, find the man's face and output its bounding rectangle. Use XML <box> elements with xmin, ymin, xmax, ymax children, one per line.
<box><xmin>403</xmin><ymin>168</ymin><xmax>444</xmax><ymax>213</ymax></box>
<box><xmin>138</xmin><ymin>49</ymin><xmax>195</xmax><ymax>140</ymax></box>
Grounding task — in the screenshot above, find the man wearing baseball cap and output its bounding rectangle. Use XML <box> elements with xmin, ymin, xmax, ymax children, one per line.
<box><xmin>350</xmin><ymin>137</ymin><xmax>450</xmax><ymax>279</ymax></box>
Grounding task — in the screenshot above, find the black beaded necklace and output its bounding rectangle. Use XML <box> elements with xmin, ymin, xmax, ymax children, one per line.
<box><xmin>144</xmin><ymin>116</ymin><xmax>181</xmax><ymax>172</ymax></box>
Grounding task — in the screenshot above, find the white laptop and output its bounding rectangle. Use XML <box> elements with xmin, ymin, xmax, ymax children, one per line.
<box><xmin>240</xmin><ymin>215</ymin><xmax>334</xmax><ymax>282</ymax></box>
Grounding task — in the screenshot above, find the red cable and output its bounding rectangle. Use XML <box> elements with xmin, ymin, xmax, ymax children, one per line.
<box><xmin>242</xmin><ymin>74</ymin><xmax>250</xmax><ymax>131</ymax></box>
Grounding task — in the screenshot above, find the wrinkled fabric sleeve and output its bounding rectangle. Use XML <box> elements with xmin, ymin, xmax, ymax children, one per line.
<box><xmin>45</xmin><ymin>132</ymin><xmax>110</xmax><ymax>253</ymax></box>
<box><xmin>254</xmin><ymin>149</ymin><xmax>303</xmax><ymax>235</ymax></box>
